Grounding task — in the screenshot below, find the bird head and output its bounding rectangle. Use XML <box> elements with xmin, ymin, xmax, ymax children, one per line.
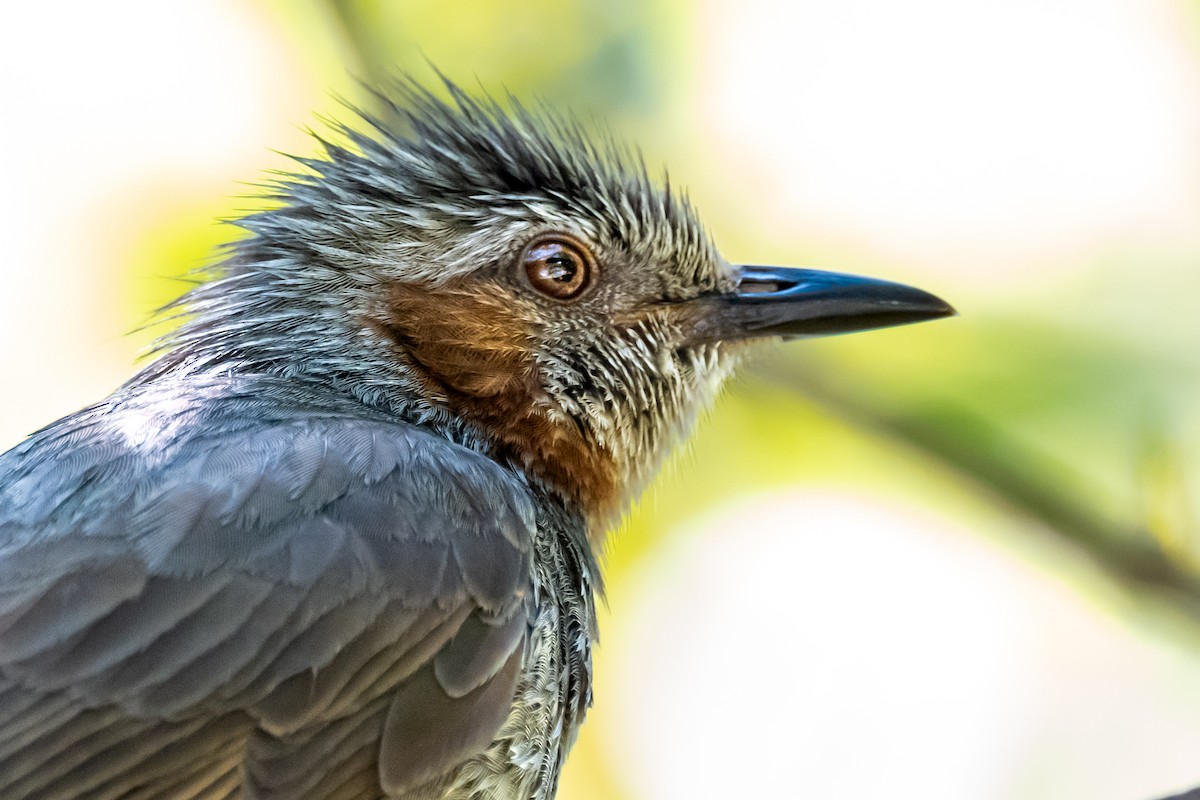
<box><xmin>156</xmin><ymin>80</ymin><xmax>953</xmax><ymax>529</ymax></box>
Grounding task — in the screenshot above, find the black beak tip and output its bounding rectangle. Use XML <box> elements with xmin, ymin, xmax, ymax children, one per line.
<box><xmin>911</xmin><ymin>292</ymin><xmax>958</xmax><ymax>322</ymax></box>
<box><xmin>848</xmin><ymin>284</ymin><xmax>958</xmax><ymax>332</ymax></box>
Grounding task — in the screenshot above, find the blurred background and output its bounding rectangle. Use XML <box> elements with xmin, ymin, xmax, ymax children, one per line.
<box><xmin>2</xmin><ymin>1</ymin><xmax>1199</xmax><ymax>798</ymax></box>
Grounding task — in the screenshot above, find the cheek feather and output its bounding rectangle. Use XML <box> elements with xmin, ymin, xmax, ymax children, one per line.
<box><xmin>379</xmin><ymin>281</ymin><xmax>623</xmax><ymax>523</ymax></box>
<box><xmin>386</xmin><ymin>282</ymin><xmax>534</xmax><ymax>399</ymax></box>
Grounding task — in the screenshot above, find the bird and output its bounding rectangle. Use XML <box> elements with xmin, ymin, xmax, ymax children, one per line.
<box><xmin>0</xmin><ymin>78</ymin><xmax>953</xmax><ymax>800</ymax></box>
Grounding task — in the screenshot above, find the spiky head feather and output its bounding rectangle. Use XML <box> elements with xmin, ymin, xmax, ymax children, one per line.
<box><xmin>140</xmin><ymin>77</ymin><xmax>738</xmax><ymax>526</ymax></box>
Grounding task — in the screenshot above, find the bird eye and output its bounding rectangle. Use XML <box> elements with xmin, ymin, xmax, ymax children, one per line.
<box><xmin>521</xmin><ymin>235</ymin><xmax>595</xmax><ymax>301</ymax></box>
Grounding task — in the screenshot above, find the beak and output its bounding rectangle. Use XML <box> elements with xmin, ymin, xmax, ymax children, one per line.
<box><xmin>688</xmin><ymin>266</ymin><xmax>956</xmax><ymax>344</ymax></box>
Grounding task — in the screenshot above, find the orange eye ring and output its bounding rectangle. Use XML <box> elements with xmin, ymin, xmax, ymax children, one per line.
<box><xmin>520</xmin><ymin>234</ymin><xmax>596</xmax><ymax>301</ymax></box>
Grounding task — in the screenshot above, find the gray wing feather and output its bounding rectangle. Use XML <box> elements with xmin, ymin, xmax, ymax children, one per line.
<box><xmin>0</xmin><ymin>558</ymin><xmax>148</xmax><ymax>664</ymax></box>
<box><xmin>380</xmin><ymin>643</ymin><xmax>525</xmax><ymax>794</ymax></box>
<box><xmin>434</xmin><ymin>606</ymin><xmax>527</xmax><ymax>699</ymax></box>
<box><xmin>0</xmin><ymin>400</ymin><xmax>536</xmax><ymax>799</ymax></box>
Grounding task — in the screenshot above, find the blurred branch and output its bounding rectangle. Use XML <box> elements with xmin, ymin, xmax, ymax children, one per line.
<box><xmin>752</xmin><ymin>357</ymin><xmax>1200</xmax><ymax>630</ymax></box>
<box><xmin>1139</xmin><ymin>414</ymin><xmax>1199</xmax><ymax>565</ymax></box>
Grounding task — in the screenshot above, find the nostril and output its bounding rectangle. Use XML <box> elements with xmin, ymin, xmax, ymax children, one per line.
<box><xmin>737</xmin><ymin>279</ymin><xmax>787</xmax><ymax>295</ymax></box>
<box><xmin>735</xmin><ymin>266</ymin><xmax>810</xmax><ymax>296</ymax></box>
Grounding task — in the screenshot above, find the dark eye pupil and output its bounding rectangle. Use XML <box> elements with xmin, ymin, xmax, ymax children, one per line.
<box><xmin>545</xmin><ymin>256</ymin><xmax>575</xmax><ymax>281</ymax></box>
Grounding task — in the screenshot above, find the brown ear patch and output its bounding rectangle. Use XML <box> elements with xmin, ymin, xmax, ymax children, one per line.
<box><xmin>380</xmin><ymin>281</ymin><xmax>620</xmax><ymax>523</ymax></box>
<box><xmin>386</xmin><ymin>282</ymin><xmax>534</xmax><ymax>400</ymax></box>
